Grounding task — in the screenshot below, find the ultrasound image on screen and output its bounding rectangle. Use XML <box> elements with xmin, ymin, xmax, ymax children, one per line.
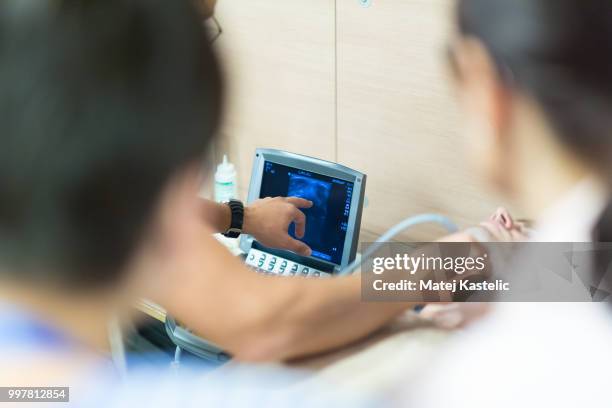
<box><xmin>287</xmin><ymin>175</ymin><xmax>331</xmax><ymax>248</ymax></box>
<box><xmin>259</xmin><ymin>161</ymin><xmax>354</xmax><ymax>265</ymax></box>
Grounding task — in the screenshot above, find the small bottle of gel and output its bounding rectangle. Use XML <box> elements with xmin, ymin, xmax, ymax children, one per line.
<box><xmin>214</xmin><ymin>154</ymin><xmax>237</xmax><ymax>203</ymax></box>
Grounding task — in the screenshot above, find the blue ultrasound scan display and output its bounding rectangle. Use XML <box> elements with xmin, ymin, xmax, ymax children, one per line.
<box><xmin>259</xmin><ymin>161</ymin><xmax>354</xmax><ymax>265</ymax></box>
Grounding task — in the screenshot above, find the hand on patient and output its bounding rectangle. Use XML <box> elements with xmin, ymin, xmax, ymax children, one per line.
<box><xmin>195</xmin><ymin>0</ymin><xmax>217</xmax><ymax>19</ymax></box>
<box><xmin>244</xmin><ymin>197</ymin><xmax>313</xmax><ymax>256</ymax></box>
<box><xmin>440</xmin><ymin>207</ymin><xmax>530</xmax><ymax>243</ymax></box>
<box><xmin>479</xmin><ymin>207</ymin><xmax>530</xmax><ymax>242</ymax></box>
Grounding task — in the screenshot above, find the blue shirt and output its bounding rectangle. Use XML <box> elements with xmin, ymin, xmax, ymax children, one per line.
<box><xmin>0</xmin><ymin>302</ymin><xmax>382</xmax><ymax>407</ymax></box>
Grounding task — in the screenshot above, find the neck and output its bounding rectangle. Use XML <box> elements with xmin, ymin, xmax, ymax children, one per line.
<box><xmin>512</xmin><ymin>100</ymin><xmax>600</xmax><ymax>218</ymax></box>
<box><xmin>0</xmin><ymin>279</ymin><xmax>123</xmax><ymax>352</ymax></box>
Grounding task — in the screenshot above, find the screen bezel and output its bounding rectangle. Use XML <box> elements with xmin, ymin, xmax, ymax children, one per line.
<box><xmin>240</xmin><ymin>149</ymin><xmax>366</xmax><ymax>273</ymax></box>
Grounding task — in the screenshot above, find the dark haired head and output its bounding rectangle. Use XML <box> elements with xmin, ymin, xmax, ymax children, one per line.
<box><xmin>0</xmin><ymin>0</ymin><xmax>223</xmax><ymax>289</ymax></box>
<box><xmin>457</xmin><ymin>0</ymin><xmax>612</xmax><ymax>172</ymax></box>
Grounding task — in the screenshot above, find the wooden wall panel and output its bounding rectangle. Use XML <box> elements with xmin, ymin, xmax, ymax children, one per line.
<box><xmin>336</xmin><ymin>0</ymin><xmax>508</xmax><ymax>240</ymax></box>
<box><xmin>210</xmin><ymin>1</ymin><xmax>511</xmax><ymax>240</ymax></box>
<box><xmin>212</xmin><ymin>0</ymin><xmax>337</xmax><ymax>199</ymax></box>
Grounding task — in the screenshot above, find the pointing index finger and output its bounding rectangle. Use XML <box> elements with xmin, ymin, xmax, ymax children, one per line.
<box><xmin>285</xmin><ymin>197</ymin><xmax>313</xmax><ymax>209</ymax></box>
<box><xmin>291</xmin><ymin>207</ymin><xmax>307</xmax><ymax>238</ymax></box>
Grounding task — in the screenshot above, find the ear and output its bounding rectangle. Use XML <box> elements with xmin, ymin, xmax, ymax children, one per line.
<box><xmin>453</xmin><ymin>36</ymin><xmax>513</xmax><ymax>141</ymax></box>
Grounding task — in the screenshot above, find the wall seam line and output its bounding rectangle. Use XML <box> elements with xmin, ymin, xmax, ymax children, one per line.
<box><xmin>334</xmin><ymin>0</ymin><xmax>339</xmax><ymax>163</ymax></box>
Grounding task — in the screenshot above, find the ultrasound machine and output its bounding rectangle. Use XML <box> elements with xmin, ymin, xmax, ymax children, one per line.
<box><xmin>165</xmin><ymin>149</ymin><xmax>367</xmax><ymax>362</ymax></box>
<box><xmin>241</xmin><ymin>148</ymin><xmax>367</xmax><ymax>277</ymax></box>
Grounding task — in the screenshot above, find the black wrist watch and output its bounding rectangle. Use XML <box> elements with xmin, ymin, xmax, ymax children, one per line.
<box><xmin>223</xmin><ymin>199</ymin><xmax>244</xmax><ymax>238</ymax></box>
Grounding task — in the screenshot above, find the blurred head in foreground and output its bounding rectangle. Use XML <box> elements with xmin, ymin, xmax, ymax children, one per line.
<box><xmin>0</xmin><ymin>0</ymin><xmax>222</xmax><ymax>331</ymax></box>
<box><xmin>449</xmin><ymin>0</ymin><xmax>612</xmax><ymax>216</ymax></box>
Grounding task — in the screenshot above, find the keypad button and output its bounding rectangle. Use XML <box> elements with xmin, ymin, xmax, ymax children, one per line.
<box><xmin>301</xmin><ymin>267</ymin><xmax>310</xmax><ymax>276</ymax></box>
<box><xmin>257</xmin><ymin>254</ymin><xmax>266</xmax><ymax>268</ymax></box>
<box><xmin>266</xmin><ymin>257</ymin><xmax>277</xmax><ymax>273</ymax></box>
<box><xmin>245</xmin><ymin>250</ymin><xmax>259</xmax><ymax>267</ymax></box>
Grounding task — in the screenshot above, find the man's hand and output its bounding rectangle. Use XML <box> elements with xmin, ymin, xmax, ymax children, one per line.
<box><xmin>421</xmin><ymin>303</ymin><xmax>491</xmax><ymax>330</ymax></box>
<box><xmin>243</xmin><ymin>197</ymin><xmax>313</xmax><ymax>256</ymax></box>
<box><xmin>479</xmin><ymin>207</ymin><xmax>530</xmax><ymax>241</ymax></box>
<box><xmin>195</xmin><ymin>0</ymin><xmax>217</xmax><ymax>19</ymax></box>
<box><xmin>440</xmin><ymin>207</ymin><xmax>530</xmax><ymax>243</ymax></box>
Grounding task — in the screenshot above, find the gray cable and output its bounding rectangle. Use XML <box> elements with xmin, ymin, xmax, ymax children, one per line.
<box><xmin>339</xmin><ymin>214</ymin><xmax>459</xmax><ymax>276</ymax></box>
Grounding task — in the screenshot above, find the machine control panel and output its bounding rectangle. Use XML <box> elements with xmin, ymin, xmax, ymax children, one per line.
<box><xmin>245</xmin><ymin>248</ymin><xmax>331</xmax><ymax>278</ymax></box>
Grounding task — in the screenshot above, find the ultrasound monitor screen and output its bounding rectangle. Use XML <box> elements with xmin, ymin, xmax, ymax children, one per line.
<box><xmin>259</xmin><ymin>161</ymin><xmax>354</xmax><ymax>265</ymax></box>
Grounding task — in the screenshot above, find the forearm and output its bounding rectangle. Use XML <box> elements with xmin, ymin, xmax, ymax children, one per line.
<box><xmin>157</xmin><ymin>231</ymin><xmax>408</xmax><ymax>362</ymax></box>
<box><xmin>195</xmin><ymin>276</ymin><xmax>408</xmax><ymax>362</ymax></box>
<box><xmin>247</xmin><ymin>277</ymin><xmax>409</xmax><ymax>361</ymax></box>
<box><xmin>199</xmin><ymin>199</ymin><xmax>231</xmax><ymax>233</ymax></box>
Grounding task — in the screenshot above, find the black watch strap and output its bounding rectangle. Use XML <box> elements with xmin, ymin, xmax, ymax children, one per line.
<box><xmin>223</xmin><ymin>199</ymin><xmax>244</xmax><ymax>238</ymax></box>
